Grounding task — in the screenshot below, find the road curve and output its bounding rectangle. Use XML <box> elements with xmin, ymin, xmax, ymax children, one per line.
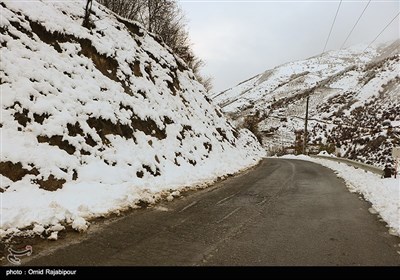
<box><xmin>25</xmin><ymin>158</ymin><xmax>400</xmax><ymax>266</ymax></box>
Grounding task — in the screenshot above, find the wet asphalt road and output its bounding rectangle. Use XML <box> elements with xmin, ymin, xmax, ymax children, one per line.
<box><xmin>25</xmin><ymin>158</ymin><xmax>400</xmax><ymax>266</ymax></box>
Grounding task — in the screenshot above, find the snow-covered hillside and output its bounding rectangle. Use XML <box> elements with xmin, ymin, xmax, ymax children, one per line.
<box><xmin>0</xmin><ymin>1</ymin><xmax>264</xmax><ymax>238</ymax></box>
<box><xmin>212</xmin><ymin>42</ymin><xmax>400</xmax><ymax>170</ymax></box>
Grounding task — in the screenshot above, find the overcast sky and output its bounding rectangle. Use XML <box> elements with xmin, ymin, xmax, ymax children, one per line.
<box><xmin>179</xmin><ymin>0</ymin><xmax>400</xmax><ymax>92</ymax></box>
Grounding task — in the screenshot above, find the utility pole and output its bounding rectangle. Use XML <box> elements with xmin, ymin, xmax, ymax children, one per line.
<box><xmin>303</xmin><ymin>95</ymin><xmax>310</xmax><ymax>155</ymax></box>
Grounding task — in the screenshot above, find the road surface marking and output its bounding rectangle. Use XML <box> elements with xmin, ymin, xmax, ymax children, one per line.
<box><xmin>257</xmin><ymin>197</ymin><xmax>267</xmax><ymax>205</ymax></box>
<box><xmin>217</xmin><ymin>207</ymin><xmax>241</xmax><ymax>224</ymax></box>
<box><xmin>172</xmin><ymin>217</ymin><xmax>189</xmax><ymax>228</ymax></box>
<box><xmin>179</xmin><ymin>201</ymin><xmax>197</xmax><ymax>213</ymax></box>
<box><xmin>216</xmin><ymin>193</ymin><xmax>238</xmax><ymax>205</ymax></box>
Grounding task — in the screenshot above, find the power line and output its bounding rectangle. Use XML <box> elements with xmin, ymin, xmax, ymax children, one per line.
<box><xmin>322</xmin><ymin>0</ymin><xmax>343</xmax><ymax>54</ymax></box>
<box><xmin>310</xmin><ymin>1</ymin><xmax>342</xmax><ymax>153</ymax></box>
<box><xmin>340</xmin><ymin>0</ymin><xmax>371</xmax><ymax>49</ymax></box>
<box><xmin>364</xmin><ymin>11</ymin><xmax>400</xmax><ymax>51</ymax></box>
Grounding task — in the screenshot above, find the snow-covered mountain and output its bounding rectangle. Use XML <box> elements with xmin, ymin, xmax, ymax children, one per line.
<box><xmin>0</xmin><ymin>1</ymin><xmax>264</xmax><ymax>237</ymax></box>
<box><xmin>211</xmin><ymin>41</ymin><xmax>400</xmax><ymax>169</ymax></box>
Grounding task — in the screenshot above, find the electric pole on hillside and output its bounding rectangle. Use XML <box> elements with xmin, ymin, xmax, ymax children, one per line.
<box><xmin>303</xmin><ymin>95</ymin><xmax>310</xmax><ymax>155</ymax></box>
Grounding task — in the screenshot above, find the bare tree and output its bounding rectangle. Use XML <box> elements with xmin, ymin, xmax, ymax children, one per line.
<box><xmin>100</xmin><ymin>0</ymin><xmax>144</xmax><ymax>21</ymax></box>
<box><xmin>83</xmin><ymin>0</ymin><xmax>93</xmax><ymax>28</ymax></box>
<box><xmin>98</xmin><ymin>0</ymin><xmax>213</xmax><ymax>91</ymax></box>
<box><xmin>186</xmin><ymin>55</ymin><xmax>213</xmax><ymax>92</ymax></box>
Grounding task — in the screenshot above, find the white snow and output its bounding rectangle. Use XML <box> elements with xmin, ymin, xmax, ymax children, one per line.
<box><xmin>281</xmin><ymin>155</ymin><xmax>400</xmax><ymax>236</ymax></box>
<box><xmin>0</xmin><ymin>1</ymin><xmax>264</xmax><ymax>238</ymax></box>
<box><xmin>71</xmin><ymin>217</ymin><xmax>89</xmax><ymax>232</ymax></box>
<box><xmin>47</xmin><ymin>231</ymin><xmax>58</xmax><ymax>241</ymax></box>
<box><xmin>32</xmin><ymin>224</ymin><xmax>45</xmax><ymax>235</ymax></box>
<box><xmin>215</xmin><ymin>46</ymin><xmax>378</xmax><ymax>116</ymax></box>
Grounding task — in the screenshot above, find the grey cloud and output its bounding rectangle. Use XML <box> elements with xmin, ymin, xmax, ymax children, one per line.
<box><xmin>180</xmin><ymin>0</ymin><xmax>400</xmax><ymax>92</ymax></box>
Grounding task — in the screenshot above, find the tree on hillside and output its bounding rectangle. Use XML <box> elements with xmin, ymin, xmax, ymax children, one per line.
<box><xmin>99</xmin><ymin>0</ymin><xmax>143</xmax><ymax>20</ymax></box>
<box><xmin>83</xmin><ymin>0</ymin><xmax>93</xmax><ymax>28</ymax></box>
<box><xmin>187</xmin><ymin>57</ymin><xmax>213</xmax><ymax>92</ymax></box>
<box><xmin>98</xmin><ymin>0</ymin><xmax>212</xmax><ymax>92</ymax></box>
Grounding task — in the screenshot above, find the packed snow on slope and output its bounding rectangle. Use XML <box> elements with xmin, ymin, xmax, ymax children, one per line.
<box><xmin>0</xmin><ymin>1</ymin><xmax>264</xmax><ymax>238</ymax></box>
<box><xmin>281</xmin><ymin>155</ymin><xmax>400</xmax><ymax>236</ymax></box>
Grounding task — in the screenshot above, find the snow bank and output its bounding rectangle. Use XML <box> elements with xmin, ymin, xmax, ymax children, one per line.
<box><xmin>282</xmin><ymin>155</ymin><xmax>400</xmax><ymax>236</ymax></box>
<box><xmin>0</xmin><ymin>1</ymin><xmax>264</xmax><ymax>238</ymax></box>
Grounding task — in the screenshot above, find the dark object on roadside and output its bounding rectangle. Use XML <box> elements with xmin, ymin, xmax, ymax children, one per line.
<box><xmin>383</xmin><ymin>165</ymin><xmax>392</xmax><ymax>178</ymax></box>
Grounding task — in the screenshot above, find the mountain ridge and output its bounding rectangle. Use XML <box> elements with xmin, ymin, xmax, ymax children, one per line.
<box><xmin>212</xmin><ymin>41</ymin><xmax>400</xmax><ymax>170</ymax></box>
